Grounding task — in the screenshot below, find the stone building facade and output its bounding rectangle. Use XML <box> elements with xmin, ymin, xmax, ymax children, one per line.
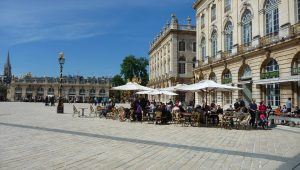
<box><xmin>193</xmin><ymin>0</ymin><xmax>300</xmax><ymax>107</ymax></box>
<box><xmin>148</xmin><ymin>14</ymin><xmax>196</xmax><ymax>102</ymax></box>
<box><xmin>7</xmin><ymin>73</ymin><xmax>112</xmax><ymax>103</ymax></box>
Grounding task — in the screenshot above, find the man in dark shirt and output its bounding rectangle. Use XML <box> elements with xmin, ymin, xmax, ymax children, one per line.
<box><xmin>234</xmin><ymin>99</ymin><xmax>240</xmax><ymax>111</ymax></box>
<box><xmin>249</xmin><ymin>99</ymin><xmax>257</xmax><ymax>127</ymax></box>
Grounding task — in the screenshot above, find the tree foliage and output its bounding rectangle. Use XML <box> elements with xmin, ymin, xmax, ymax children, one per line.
<box><xmin>120</xmin><ymin>55</ymin><xmax>149</xmax><ymax>86</ymax></box>
<box><xmin>111</xmin><ymin>74</ymin><xmax>125</xmax><ymax>87</ymax></box>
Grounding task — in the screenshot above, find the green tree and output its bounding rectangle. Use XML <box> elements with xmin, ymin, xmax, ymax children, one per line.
<box><xmin>120</xmin><ymin>55</ymin><xmax>149</xmax><ymax>86</ymax></box>
<box><xmin>110</xmin><ymin>74</ymin><xmax>125</xmax><ymax>102</ymax></box>
<box><xmin>111</xmin><ymin>74</ymin><xmax>125</xmax><ymax>87</ymax></box>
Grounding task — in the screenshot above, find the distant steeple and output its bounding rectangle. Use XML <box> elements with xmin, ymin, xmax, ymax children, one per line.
<box><xmin>4</xmin><ymin>51</ymin><xmax>12</xmax><ymax>84</ymax></box>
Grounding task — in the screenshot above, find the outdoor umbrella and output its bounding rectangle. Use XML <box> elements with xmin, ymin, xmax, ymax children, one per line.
<box><xmin>176</xmin><ymin>80</ymin><xmax>242</xmax><ymax>105</ymax></box>
<box><xmin>159</xmin><ymin>84</ymin><xmax>187</xmax><ymax>91</ymax></box>
<box><xmin>111</xmin><ymin>82</ymin><xmax>153</xmax><ymax>91</ymax></box>
<box><xmin>136</xmin><ymin>89</ymin><xmax>178</xmax><ymax>95</ymax></box>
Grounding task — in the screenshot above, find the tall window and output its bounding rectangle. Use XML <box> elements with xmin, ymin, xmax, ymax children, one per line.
<box><xmin>241</xmin><ymin>10</ymin><xmax>252</xmax><ymax>44</ymax></box>
<box><xmin>225</xmin><ymin>0</ymin><xmax>231</xmax><ymax>12</ymax></box>
<box><xmin>222</xmin><ymin>69</ymin><xmax>232</xmax><ymax>84</ymax></box>
<box><xmin>178</xmin><ymin>56</ymin><xmax>186</xmax><ymax>74</ymax></box>
<box><xmin>266</xmin><ymin>84</ymin><xmax>280</xmax><ymax>106</ymax></box>
<box><xmin>224</xmin><ymin>21</ymin><xmax>233</xmax><ymax>53</ymax></box>
<box><xmin>201</xmin><ymin>14</ymin><xmax>205</xmax><ymax>28</ymax></box>
<box><xmin>179</xmin><ymin>41</ymin><xmax>185</xmax><ymax>51</ymax></box>
<box><xmin>48</xmin><ymin>87</ymin><xmax>54</xmax><ymax>95</ymax></box>
<box><xmin>192</xmin><ymin>57</ymin><xmax>197</xmax><ymax>68</ymax></box>
<box><xmin>211</xmin><ymin>30</ymin><xmax>218</xmax><ymax>57</ymax></box>
<box><xmin>298</xmin><ymin>0</ymin><xmax>300</xmax><ymax>22</ymax></box>
<box><xmin>211</xmin><ymin>4</ymin><xmax>216</xmax><ymax>21</ymax></box>
<box><xmin>265</xmin><ymin>0</ymin><xmax>279</xmax><ymax>34</ymax></box>
<box><xmin>193</xmin><ymin>42</ymin><xmax>196</xmax><ymax>52</ymax></box>
<box><xmin>201</xmin><ymin>38</ymin><xmax>206</xmax><ymax>61</ymax></box>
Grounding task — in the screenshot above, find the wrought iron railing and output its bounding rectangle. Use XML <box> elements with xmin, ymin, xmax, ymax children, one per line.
<box><xmin>261</xmin><ymin>71</ymin><xmax>279</xmax><ymax>79</ymax></box>
<box><xmin>292</xmin><ymin>67</ymin><xmax>300</xmax><ymax>75</ymax></box>
<box><xmin>222</xmin><ymin>78</ymin><xmax>232</xmax><ymax>84</ymax></box>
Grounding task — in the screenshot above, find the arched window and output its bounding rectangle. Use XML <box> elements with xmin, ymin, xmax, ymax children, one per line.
<box><xmin>225</xmin><ymin>0</ymin><xmax>231</xmax><ymax>12</ymax></box>
<box><xmin>69</xmin><ymin>88</ymin><xmax>76</xmax><ymax>95</ymax></box>
<box><xmin>178</xmin><ymin>40</ymin><xmax>185</xmax><ymax>51</ymax></box>
<box><xmin>222</xmin><ymin>69</ymin><xmax>232</xmax><ymax>84</ymax></box>
<box><xmin>26</xmin><ymin>87</ymin><xmax>33</xmax><ymax>94</ymax></box>
<box><xmin>241</xmin><ymin>10</ymin><xmax>252</xmax><ymax>44</ymax></box>
<box><xmin>241</xmin><ymin>65</ymin><xmax>252</xmax><ymax>80</ymax></box>
<box><xmin>201</xmin><ymin>37</ymin><xmax>206</xmax><ymax>61</ymax></box>
<box><xmin>211</xmin><ymin>4</ymin><xmax>216</xmax><ymax>21</ymax></box>
<box><xmin>89</xmin><ymin>89</ymin><xmax>96</xmax><ymax>95</ymax></box>
<box><xmin>264</xmin><ymin>0</ymin><xmax>279</xmax><ymax>34</ymax></box>
<box><xmin>79</xmin><ymin>88</ymin><xmax>85</xmax><ymax>95</ymax></box>
<box><xmin>37</xmin><ymin>87</ymin><xmax>44</xmax><ymax>95</ymax></box>
<box><xmin>263</xmin><ymin>59</ymin><xmax>280</xmax><ymax>106</ymax></box>
<box><xmin>15</xmin><ymin>87</ymin><xmax>22</xmax><ymax>94</ymax></box>
<box><xmin>99</xmin><ymin>89</ymin><xmax>106</xmax><ymax>96</ymax></box>
<box><xmin>209</xmin><ymin>72</ymin><xmax>217</xmax><ymax>82</ymax></box>
<box><xmin>48</xmin><ymin>87</ymin><xmax>54</xmax><ymax>95</ymax></box>
<box><xmin>178</xmin><ymin>56</ymin><xmax>186</xmax><ymax>74</ymax></box>
<box><xmin>192</xmin><ymin>57</ymin><xmax>197</xmax><ymax>68</ymax></box>
<box><xmin>211</xmin><ymin>30</ymin><xmax>218</xmax><ymax>57</ymax></box>
<box><xmin>224</xmin><ymin>21</ymin><xmax>233</xmax><ymax>53</ymax></box>
<box><xmin>262</xmin><ymin>59</ymin><xmax>279</xmax><ymax>79</ymax></box>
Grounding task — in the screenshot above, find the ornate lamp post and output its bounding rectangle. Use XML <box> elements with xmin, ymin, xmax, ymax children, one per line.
<box><xmin>57</xmin><ymin>52</ymin><xmax>65</xmax><ymax>113</ymax></box>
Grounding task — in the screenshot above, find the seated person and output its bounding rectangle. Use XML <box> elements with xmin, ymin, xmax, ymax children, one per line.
<box><xmin>274</xmin><ymin>106</ymin><xmax>283</xmax><ymax>116</ymax></box>
<box><xmin>216</xmin><ymin>105</ymin><xmax>223</xmax><ymax>115</ymax></box>
<box><xmin>281</xmin><ymin>105</ymin><xmax>288</xmax><ymax>114</ymax></box>
<box><xmin>293</xmin><ymin>106</ymin><xmax>300</xmax><ymax>117</ymax></box>
<box><xmin>226</xmin><ymin>105</ymin><xmax>234</xmax><ymax>111</ymax></box>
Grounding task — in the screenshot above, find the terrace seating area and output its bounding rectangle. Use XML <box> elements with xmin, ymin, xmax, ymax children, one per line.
<box><xmin>71</xmin><ymin>101</ymin><xmax>300</xmax><ymax>130</ymax></box>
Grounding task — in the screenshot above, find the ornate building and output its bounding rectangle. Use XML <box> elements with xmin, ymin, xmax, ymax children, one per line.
<box><xmin>148</xmin><ymin>14</ymin><xmax>196</xmax><ymax>102</ymax></box>
<box><xmin>7</xmin><ymin>73</ymin><xmax>112</xmax><ymax>103</ymax></box>
<box><xmin>193</xmin><ymin>0</ymin><xmax>300</xmax><ymax>107</ymax></box>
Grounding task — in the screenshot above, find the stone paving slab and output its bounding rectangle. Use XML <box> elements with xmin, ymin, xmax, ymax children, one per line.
<box><xmin>0</xmin><ymin>102</ymin><xmax>300</xmax><ymax>170</ymax></box>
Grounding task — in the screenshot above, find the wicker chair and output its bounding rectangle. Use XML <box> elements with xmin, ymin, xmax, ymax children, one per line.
<box><xmin>72</xmin><ymin>105</ymin><xmax>80</xmax><ymax>117</ymax></box>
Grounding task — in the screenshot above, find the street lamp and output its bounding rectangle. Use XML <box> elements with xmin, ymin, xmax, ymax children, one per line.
<box><xmin>57</xmin><ymin>52</ymin><xmax>65</xmax><ymax>113</ymax></box>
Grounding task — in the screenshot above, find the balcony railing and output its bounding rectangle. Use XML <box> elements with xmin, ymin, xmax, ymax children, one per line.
<box><xmin>178</xmin><ymin>25</ymin><xmax>196</xmax><ymax>31</ymax></box>
<box><xmin>260</xmin><ymin>32</ymin><xmax>279</xmax><ymax>46</ymax></box>
<box><xmin>291</xmin><ymin>22</ymin><xmax>300</xmax><ymax>36</ymax></box>
<box><xmin>222</xmin><ymin>78</ymin><xmax>232</xmax><ymax>84</ymax></box>
<box><xmin>292</xmin><ymin>67</ymin><xmax>300</xmax><ymax>75</ymax></box>
<box><xmin>261</xmin><ymin>71</ymin><xmax>279</xmax><ymax>79</ymax></box>
<box><xmin>237</xmin><ymin>42</ymin><xmax>252</xmax><ymax>54</ymax></box>
<box><xmin>221</xmin><ymin>51</ymin><xmax>230</xmax><ymax>60</ymax></box>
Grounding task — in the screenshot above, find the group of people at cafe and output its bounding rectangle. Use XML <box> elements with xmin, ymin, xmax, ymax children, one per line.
<box><xmin>99</xmin><ymin>96</ymin><xmax>300</xmax><ymax>127</ymax></box>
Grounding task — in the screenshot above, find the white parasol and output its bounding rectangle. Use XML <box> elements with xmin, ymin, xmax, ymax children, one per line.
<box><xmin>111</xmin><ymin>82</ymin><xmax>153</xmax><ymax>91</ymax></box>
<box><xmin>136</xmin><ymin>89</ymin><xmax>178</xmax><ymax>96</ymax></box>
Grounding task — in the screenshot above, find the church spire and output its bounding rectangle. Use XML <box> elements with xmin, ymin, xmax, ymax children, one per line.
<box><xmin>4</xmin><ymin>50</ymin><xmax>12</xmax><ymax>84</ymax></box>
<box><xmin>5</xmin><ymin>51</ymin><xmax>11</xmax><ymax>67</ymax></box>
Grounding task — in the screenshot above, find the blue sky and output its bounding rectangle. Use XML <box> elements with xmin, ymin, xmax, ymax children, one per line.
<box><xmin>0</xmin><ymin>0</ymin><xmax>196</xmax><ymax>77</ymax></box>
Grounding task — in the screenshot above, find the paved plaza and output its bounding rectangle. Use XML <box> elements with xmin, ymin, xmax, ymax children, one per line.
<box><xmin>0</xmin><ymin>102</ymin><xmax>300</xmax><ymax>170</ymax></box>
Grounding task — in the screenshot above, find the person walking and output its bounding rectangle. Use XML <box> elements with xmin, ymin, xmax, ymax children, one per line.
<box><xmin>286</xmin><ymin>98</ymin><xmax>292</xmax><ymax>113</ymax></box>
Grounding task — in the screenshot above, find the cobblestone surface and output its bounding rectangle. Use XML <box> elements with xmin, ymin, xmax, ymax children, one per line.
<box><xmin>0</xmin><ymin>102</ymin><xmax>300</xmax><ymax>170</ymax></box>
